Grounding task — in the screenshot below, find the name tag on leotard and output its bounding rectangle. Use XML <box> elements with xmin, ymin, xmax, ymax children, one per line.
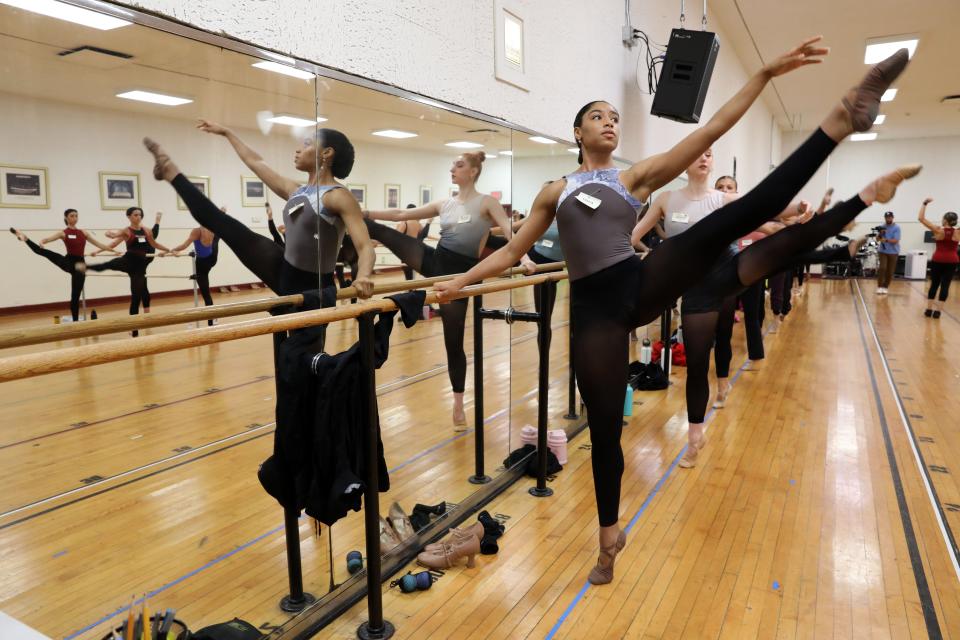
<box><xmin>741</xmin><ymin>239</ymin><xmax>753</xmax><ymax>247</ymax></box>
<box><xmin>671</xmin><ymin>212</ymin><xmax>690</xmax><ymax>224</ymax></box>
<box><xmin>67</xmin><ymin>234</ymin><xmax>77</xmax><ymax>239</ymax></box>
<box><xmin>138</xmin><ymin>237</ymin><xmax>146</xmax><ymax>243</ymax></box>
<box><xmin>288</xmin><ymin>202</ymin><xmax>305</xmax><ymax>216</ymax></box>
<box><xmin>457</xmin><ymin>214</ymin><xmax>472</xmax><ymax>224</ymax></box>
<box><xmin>575</xmin><ymin>192</ymin><xmax>601</xmax><ymax>210</ymax></box>
<box><xmin>540</xmin><ymin>239</ymin><xmax>554</xmax><ymax>248</ymax></box>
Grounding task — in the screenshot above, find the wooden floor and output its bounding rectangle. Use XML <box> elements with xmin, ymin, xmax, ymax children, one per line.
<box><xmin>2</xmin><ymin>276</ymin><xmax>960</xmax><ymax>639</ymax></box>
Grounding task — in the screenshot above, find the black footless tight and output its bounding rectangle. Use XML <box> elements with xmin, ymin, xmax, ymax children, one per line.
<box><xmin>26</xmin><ymin>240</ymin><xmax>85</xmax><ymax>321</ymax></box>
<box><xmin>87</xmin><ymin>253</ymin><xmax>151</xmax><ymax>316</ymax></box>
<box><xmin>928</xmin><ymin>262</ymin><xmax>957</xmax><ymax>302</ymax></box>
<box><xmin>573</xmin><ymin>128</ymin><xmax>840</xmax><ymax>526</ymax></box>
<box><xmin>366</xmin><ymin>219</ymin><xmax>478</xmax><ymax>393</ymax></box>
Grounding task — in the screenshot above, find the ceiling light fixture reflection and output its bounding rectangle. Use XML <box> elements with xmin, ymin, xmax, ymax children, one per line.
<box><xmin>881</xmin><ymin>89</ymin><xmax>898</xmax><ymax>102</ymax></box>
<box><xmin>864</xmin><ymin>37</ymin><xmax>918</xmax><ymax>64</ymax></box>
<box><xmin>372</xmin><ymin>129</ymin><xmax>418</xmax><ymax>139</ymax></box>
<box><xmin>116</xmin><ymin>90</ymin><xmax>192</xmax><ymax>106</ymax></box>
<box><xmin>267</xmin><ymin>115</ymin><xmax>321</xmax><ymax>127</ymax></box>
<box><xmin>445</xmin><ymin>141</ymin><xmax>484</xmax><ymax>149</ymax></box>
<box><xmin>499</xmin><ymin>150</ymin><xmax>513</xmax><ymax>156</ymax></box>
<box><xmin>850</xmin><ymin>133</ymin><xmax>878</xmax><ymax>141</ymax></box>
<box><xmin>485</xmin><ymin>153</ymin><xmax>498</xmax><ymax>158</ymax></box>
<box><xmin>529</xmin><ymin>136</ymin><xmax>557</xmax><ymax>144</ymax></box>
<box><xmin>251</xmin><ymin>61</ymin><xmax>314</xmax><ymax>80</ymax></box>
<box><xmin>0</xmin><ymin>0</ymin><xmax>132</xmax><ymax>30</ymax></box>
<box><xmin>567</xmin><ymin>148</ymin><xmax>580</xmax><ymax>154</ymax></box>
<box><xmin>873</xmin><ymin>114</ymin><xmax>886</xmax><ymax>125</ymax></box>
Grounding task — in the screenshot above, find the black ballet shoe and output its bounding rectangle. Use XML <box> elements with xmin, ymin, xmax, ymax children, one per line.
<box><xmin>478</xmin><ymin>510</ymin><xmax>505</xmax><ymax>538</ymax></box>
<box><xmin>932</xmin><ymin>310</ymin><xmax>941</xmax><ymax>319</ymax></box>
<box><xmin>924</xmin><ymin>309</ymin><xmax>933</xmax><ymax>317</ymax></box>
<box><xmin>842</xmin><ymin>49</ymin><xmax>910</xmax><ymax>132</ymax></box>
<box><xmin>479</xmin><ymin>534</ymin><xmax>499</xmax><ymax>555</ymax></box>
<box><xmin>413</xmin><ymin>502</ymin><xmax>446</xmax><ymax>517</ymax></box>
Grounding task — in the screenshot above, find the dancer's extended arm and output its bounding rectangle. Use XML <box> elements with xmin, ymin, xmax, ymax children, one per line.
<box><xmin>917</xmin><ymin>198</ymin><xmax>942</xmax><ymax>239</ymax></box>
<box><xmin>365</xmin><ymin>201</ymin><xmax>441</xmax><ymax>222</ymax></box>
<box><xmin>197</xmin><ymin>119</ymin><xmax>300</xmax><ymax>200</ymax></box>
<box><xmin>325</xmin><ymin>188</ymin><xmax>376</xmax><ymax>298</ymax></box>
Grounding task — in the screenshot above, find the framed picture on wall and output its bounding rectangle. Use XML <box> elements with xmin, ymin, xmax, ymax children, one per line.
<box><xmin>177</xmin><ymin>175</ymin><xmax>211</xmax><ymax>210</ymax></box>
<box><xmin>348</xmin><ymin>184</ymin><xmax>366</xmax><ymax>207</ymax></box>
<box><xmin>240</xmin><ymin>175</ymin><xmax>266</xmax><ymax>207</ymax></box>
<box><xmin>0</xmin><ymin>164</ymin><xmax>48</xmax><ymax>208</ymax></box>
<box><xmin>449</xmin><ymin>187</ymin><xmax>460</xmax><ymax>198</ymax></box>
<box><xmin>384</xmin><ymin>184</ymin><xmax>401</xmax><ymax>209</ymax></box>
<box><xmin>99</xmin><ymin>171</ymin><xmax>140</xmax><ymax>210</ymax></box>
<box><xmin>419</xmin><ymin>185</ymin><xmax>432</xmax><ymax>206</ymax></box>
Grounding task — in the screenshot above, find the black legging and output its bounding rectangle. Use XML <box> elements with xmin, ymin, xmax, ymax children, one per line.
<box><xmin>739</xmin><ymin>282</ymin><xmax>765</xmax><ymax>361</ymax></box>
<box><xmin>170</xmin><ymin>174</ymin><xmax>323</xmax><ymax>295</ymax></box>
<box><xmin>928</xmin><ymin>262</ymin><xmax>958</xmax><ymax>302</ymax></box>
<box><xmin>26</xmin><ymin>240</ymin><xmax>85</xmax><ymax>321</ymax></box>
<box><xmin>365</xmin><ymin>219</ymin><xmax>477</xmax><ymax>393</ymax></box>
<box><xmin>572</xmin><ymin>128</ymin><xmax>849</xmax><ymax>527</ymax></box>
<box><xmin>87</xmin><ymin>253</ymin><xmax>151</xmax><ymax>316</ymax></box>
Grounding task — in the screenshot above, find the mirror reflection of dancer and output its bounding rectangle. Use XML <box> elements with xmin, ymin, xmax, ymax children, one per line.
<box><xmin>10</xmin><ymin>208</ymin><xmax>114</xmax><ymax>321</ymax></box>
<box><xmin>86</xmin><ymin>207</ymin><xmax>173</xmax><ymax>336</ymax></box>
<box><xmin>143</xmin><ymin>122</ymin><xmax>374</xmax><ymax>301</ymax></box>
<box><xmin>918</xmin><ymin>198</ymin><xmax>959</xmax><ymax>318</ymax></box>
<box><xmin>266</xmin><ymin>201</ymin><xmax>285</xmax><ymax>247</ymax></box>
<box><xmin>104</xmin><ymin>210</ymin><xmax>162</xmax><ymax>313</ymax></box>
<box><xmin>364</xmin><ymin>152</ymin><xmax>513</xmax><ymax>429</ymax></box>
<box><xmin>437</xmin><ymin>43</ymin><xmax>911</xmax><ymax>585</ymax></box>
<box><xmin>169</xmin><ymin>225</ymin><xmax>220</xmax><ymax>325</ymax></box>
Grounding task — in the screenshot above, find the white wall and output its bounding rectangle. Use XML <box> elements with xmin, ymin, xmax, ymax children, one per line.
<box><xmin>781</xmin><ymin>131</ymin><xmax>960</xmax><ymax>254</ymax></box>
<box><xmin>125</xmin><ymin>0</ymin><xmax>780</xmax><ymax>184</ymax></box>
<box><xmin>0</xmin><ymin>92</ymin><xmax>511</xmax><ymax>308</ymax></box>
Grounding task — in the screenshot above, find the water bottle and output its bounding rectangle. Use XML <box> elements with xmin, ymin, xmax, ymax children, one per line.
<box><xmin>90</xmin><ymin>309</ymin><xmax>98</xmax><ymax>320</ymax></box>
<box><xmin>640</xmin><ymin>338</ymin><xmax>652</xmax><ymax>364</ymax></box>
<box><xmin>623</xmin><ymin>384</ymin><xmax>634</xmax><ymax>417</ymax></box>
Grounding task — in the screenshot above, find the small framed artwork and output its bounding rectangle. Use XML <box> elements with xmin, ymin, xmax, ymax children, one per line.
<box><xmin>177</xmin><ymin>175</ymin><xmax>211</xmax><ymax>210</ymax></box>
<box><xmin>99</xmin><ymin>171</ymin><xmax>140</xmax><ymax>210</ymax></box>
<box><xmin>449</xmin><ymin>187</ymin><xmax>460</xmax><ymax>198</ymax></box>
<box><xmin>419</xmin><ymin>185</ymin><xmax>432</xmax><ymax>206</ymax></box>
<box><xmin>348</xmin><ymin>184</ymin><xmax>366</xmax><ymax>207</ymax></box>
<box><xmin>0</xmin><ymin>164</ymin><xmax>48</xmax><ymax>208</ymax></box>
<box><xmin>241</xmin><ymin>175</ymin><xmax>266</xmax><ymax>207</ymax></box>
<box><xmin>384</xmin><ymin>184</ymin><xmax>401</xmax><ymax>209</ymax></box>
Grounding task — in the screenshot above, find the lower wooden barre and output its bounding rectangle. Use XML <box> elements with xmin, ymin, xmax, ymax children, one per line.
<box><xmin>0</xmin><ymin>271</ymin><xmax>566</xmax><ymax>382</ymax></box>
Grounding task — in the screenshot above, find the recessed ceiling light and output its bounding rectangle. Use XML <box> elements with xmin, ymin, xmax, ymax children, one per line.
<box><xmin>486</xmin><ymin>153</ymin><xmax>498</xmax><ymax>158</ymax></box>
<box><xmin>251</xmin><ymin>61</ymin><xmax>314</xmax><ymax>80</ymax></box>
<box><xmin>864</xmin><ymin>37</ymin><xmax>918</xmax><ymax>64</ymax></box>
<box><xmin>529</xmin><ymin>136</ymin><xmax>557</xmax><ymax>144</ymax></box>
<box><xmin>267</xmin><ymin>115</ymin><xmax>319</xmax><ymax>127</ymax></box>
<box><xmin>873</xmin><ymin>114</ymin><xmax>886</xmax><ymax>125</ymax></box>
<box><xmin>499</xmin><ymin>150</ymin><xmax>513</xmax><ymax>156</ymax></box>
<box><xmin>881</xmin><ymin>89</ymin><xmax>898</xmax><ymax>102</ymax></box>
<box><xmin>850</xmin><ymin>133</ymin><xmax>878</xmax><ymax>142</ymax></box>
<box><xmin>567</xmin><ymin>148</ymin><xmax>580</xmax><ymax>154</ymax></box>
<box><xmin>445</xmin><ymin>141</ymin><xmax>484</xmax><ymax>149</ymax></box>
<box><xmin>116</xmin><ymin>90</ymin><xmax>192</xmax><ymax>106</ymax></box>
<box><xmin>372</xmin><ymin>129</ymin><xmax>418</xmax><ymax>139</ymax></box>
<box><xmin>0</xmin><ymin>0</ymin><xmax>132</xmax><ymax>30</ymax></box>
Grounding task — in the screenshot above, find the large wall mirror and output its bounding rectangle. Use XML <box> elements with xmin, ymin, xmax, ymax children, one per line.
<box><xmin>0</xmin><ymin>2</ymin><xmax>532</xmax><ymax>637</ymax></box>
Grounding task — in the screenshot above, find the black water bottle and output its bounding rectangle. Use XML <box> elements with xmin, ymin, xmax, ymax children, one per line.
<box><xmin>90</xmin><ymin>309</ymin><xmax>98</xmax><ymax>320</ymax></box>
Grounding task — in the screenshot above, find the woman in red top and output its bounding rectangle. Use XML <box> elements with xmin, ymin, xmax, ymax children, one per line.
<box><xmin>10</xmin><ymin>209</ymin><xmax>115</xmax><ymax>321</ymax></box>
<box><xmin>919</xmin><ymin>197</ymin><xmax>959</xmax><ymax>318</ymax></box>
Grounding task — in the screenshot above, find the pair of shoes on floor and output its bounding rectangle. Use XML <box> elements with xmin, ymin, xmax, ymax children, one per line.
<box><xmin>932</xmin><ymin>310</ymin><xmax>941</xmax><ymax>319</ymax></box>
<box><xmin>678</xmin><ymin>434</ymin><xmax>707</xmax><ymax>469</ymax></box>
<box><xmin>588</xmin><ymin>528</ymin><xmax>627</xmax><ymax>585</ymax></box>
<box><xmin>417</xmin><ymin>510</ymin><xmax>505</xmax><ymax>569</ymax></box>
<box><xmin>409</xmin><ymin>501</ymin><xmax>447</xmax><ymax>531</ymax></box>
<box><xmin>379</xmin><ymin>502</ymin><xmax>416</xmax><ymax>551</ymax></box>
<box><xmin>713</xmin><ymin>385</ymin><xmax>731</xmax><ymax>409</ymax></box>
<box><xmin>520</xmin><ymin>425</ymin><xmax>569</xmax><ymax>465</ymax></box>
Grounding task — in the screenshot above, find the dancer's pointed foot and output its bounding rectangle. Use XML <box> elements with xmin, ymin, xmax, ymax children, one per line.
<box><xmin>143</xmin><ymin>137</ymin><xmax>180</xmax><ymax>182</ymax></box>
<box><xmin>10</xmin><ymin>227</ymin><xmax>26</xmax><ymax>242</ymax></box>
<box><xmin>848</xmin><ymin>235</ymin><xmax>869</xmax><ymax>258</ymax></box>
<box><xmin>843</xmin><ymin>49</ymin><xmax>910</xmax><ymax>132</ymax></box>
<box><xmin>860</xmin><ymin>165</ymin><xmax>922</xmax><ymax>205</ymax></box>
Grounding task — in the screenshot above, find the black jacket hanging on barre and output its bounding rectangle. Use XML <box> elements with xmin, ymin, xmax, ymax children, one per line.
<box><xmin>258</xmin><ymin>288</ymin><xmax>426</xmax><ymax>525</ymax></box>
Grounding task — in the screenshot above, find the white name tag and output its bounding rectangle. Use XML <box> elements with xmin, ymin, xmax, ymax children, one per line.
<box><xmin>138</xmin><ymin>237</ymin><xmax>146</xmax><ymax>243</ymax></box>
<box><xmin>741</xmin><ymin>239</ymin><xmax>753</xmax><ymax>247</ymax></box>
<box><xmin>540</xmin><ymin>239</ymin><xmax>554</xmax><ymax>248</ymax></box>
<box><xmin>576</xmin><ymin>192</ymin><xmax>601</xmax><ymax>210</ymax></box>
<box><xmin>671</xmin><ymin>212</ymin><xmax>690</xmax><ymax>224</ymax></box>
<box><xmin>288</xmin><ymin>202</ymin><xmax>305</xmax><ymax>216</ymax></box>
<box><xmin>457</xmin><ymin>214</ymin><xmax>472</xmax><ymax>224</ymax></box>
<box><xmin>67</xmin><ymin>234</ymin><xmax>77</xmax><ymax>239</ymax></box>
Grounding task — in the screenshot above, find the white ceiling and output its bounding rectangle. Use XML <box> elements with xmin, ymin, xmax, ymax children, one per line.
<box><xmin>711</xmin><ymin>0</ymin><xmax>960</xmax><ymax>139</ymax></box>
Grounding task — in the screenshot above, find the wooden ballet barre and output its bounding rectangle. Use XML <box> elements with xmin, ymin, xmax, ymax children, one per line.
<box><xmin>0</xmin><ymin>271</ymin><xmax>567</xmax><ymax>382</ymax></box>
<box><xmin>0</xmin><ymin>261</ymin><xmax>565</xmax><ymax>349</ymax></box>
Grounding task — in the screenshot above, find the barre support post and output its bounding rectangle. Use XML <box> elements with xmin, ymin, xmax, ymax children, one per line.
<box><xmin>469</xmin><ymin>295</ymin><xmax>490</xmax><ymax>484</ymax></box>
<box><xmin>529</xmin><ymin>281</ymin><xmax>554</xmax><ymax>498</ymax></box>
<box><xmin>564</xmin><ymin>285</ymin><xmax>577</xmax><ymax>419</ymax></box>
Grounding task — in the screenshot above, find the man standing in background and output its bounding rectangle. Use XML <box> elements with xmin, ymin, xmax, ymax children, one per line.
<box><xmin>877</xmin><ymin>211</ymin><xmax>901</xmax><ymax>294</ymax></box>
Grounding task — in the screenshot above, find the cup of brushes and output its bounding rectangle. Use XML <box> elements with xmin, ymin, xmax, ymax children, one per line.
<box><xmin>100</xmin><ymin>596</ymin><xmax>189</xmax><ymax>640</ymax></box>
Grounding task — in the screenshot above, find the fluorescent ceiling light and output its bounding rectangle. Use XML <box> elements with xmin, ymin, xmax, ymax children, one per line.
<box><xmin>499</xmin><ymin>150</ymin><xmax>513</xmax><ymax>156</ymax></box>
<box><xmin>372</xmin><ymin>129</ymin><xmax>418</xmax><ymax>139</ymax></box>
<box><xmin>529</xmin><ymin>136</ymin><xmax>557</xmax><ymax>144</ymax></box>
<box><xmin>567</xmin><ymin>148</ymin><xmax>580</xmax><ymax>154</ymax></box>
<box><xmin>881</xmin><ymin>89</ymin><xmax>898</xmax><ymax>102</ymax></box>
<box><xmin>0</xmin><ymin>0</ymin><xmax>131</xmax><ymax>30</ymax></box>
<box><xmin>850</xmin><ymin>133</ymin><xmax>877</xmax><ymax>142</ymax></box>
<box><xmin>445</xmin><ymin>141</ymin><xmax>484</xmax><ymax>149</ymax></box>
<box><xmin>486</xmin><ymin>153</ymin><xmax>498</xmax><ymax>158</ymax></box>
<box><xmin>873</xmin><ymin>114</ymin><xmax>886</xmax><ymax>125</ymax></box>
<box><xmin>267</xmin><ymin>115</ymin><xmax>319</xmax><ymax>127</ymax></box>
<box><xmin>116</xmin><ymin>90</ymin><xmax>192</xmax><ymax>106</ymax></box>
<box><xmin>864</xmin><ymin>37</ymin><xmax>918</xmax><ymax>64</ymax></box>
<box><xmin>251</xmin><ymin>61</ymin><xmax>314</xmax><ymax>80</ymax></box>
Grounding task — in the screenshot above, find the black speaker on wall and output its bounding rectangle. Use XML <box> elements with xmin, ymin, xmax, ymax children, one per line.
<box><xmin>651</xmin><ymin>29</ymin><xmax>720</xmax><ymax>123</ymax></box>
